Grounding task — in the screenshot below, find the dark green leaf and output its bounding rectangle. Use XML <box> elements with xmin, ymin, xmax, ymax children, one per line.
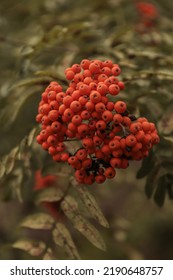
<box><xmin>145</xmin><ymin>165</ymin><xmax>161</xmax><ymax>199</ymax></box>
<box><xmin>166</xmin><ymin>181</ymin><xmax>173</xmax><ymax>199</ymax></box>
<box><xmin>154</xmin><ymin>176</ymin><xmax>167</xmax><ymax>207</ymax></box>
<box><xmin>136</xmin><ymin>151</ymin><xmax>154</xmax><ymax>179</ymax></box>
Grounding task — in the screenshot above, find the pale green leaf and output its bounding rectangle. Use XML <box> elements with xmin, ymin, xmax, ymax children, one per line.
<box><xmin>27</xmin><ymin>127</ymin><xmax>39</xmax><ymax>146</ymax></box>
<box><xmin>10</xmin><ymin>77</ymin><xmax>53</xmax><ymax>90</ymax></box>
<box><xmin>5</xmin><ymin>146</ymin><xmax>19</xmax><ymax>175</ymax></box>
<box><xmin>71</xmin><ymin>178</ymin><xmax>109</xmax><ymax>228</ymax></box>
<box><xmin>163</xmin><ymin>136</ymin><xmax>173</xmax><ymax>144</ymax></box>
<box><xmin>35</xmin><ymin>186</ymin><xmax>64</xmax><ymax>204</ymax></box>
<box><xmin>61</xmin><ymin>196</ymin><xmax>106</xmax><ymax>251</ymax></box>
<box><xmin>158</xmin><ymin>103</ymin><xmax>173</xmax><ymax>134</ymax></box>
<box><xmin>52</xmin><ymin>222</ymin><xmax>80</xmax><ymax>260</ymax></box>
<box><xmin>0</xmin><ymin>159</ymin><xmax>6</xmax><ymax>178</ymax></box>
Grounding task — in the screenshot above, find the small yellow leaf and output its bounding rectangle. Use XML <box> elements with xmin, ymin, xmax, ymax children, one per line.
<box><xmin>21</xmin><ymin>213</ymin><xmax>54</xmax><ymax>230</ymax></box>
<box><xmin>12</xmin><ymin>239</ymin><xmax>46</xmax><ymax>257</ymax></box>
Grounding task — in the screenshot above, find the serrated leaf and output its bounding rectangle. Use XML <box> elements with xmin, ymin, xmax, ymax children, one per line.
<box><xmin>5</xmin><ymin>146</ymin><xmax>19</xmax><ymax>175</ymax></box>
<box><xmin>35</xmin><ymin>186</ymin><xmax>64</xmax><ymax>204</ymax></box>
<box><xmin>61</xmin><ymin>196</ymin><xmax>106</xmax><ymax>251</ymax></box>
<box><xmin>71</xmin><ymin>178</ymin><xmax>109</xmax><ymax>228</ymax></box>
<box><xmin>136</xmin><ymin>151</ymin><xmax>154</xmax><ymax>179</ymax></box>
<box><xmin>154</xmin><ymin>176</ymin><xmax>167</xmax><ymax>207</ymax></box>
<box><xmin>21</xmin><ymin>213</ymin><xmax>54</xmax><ymax>230</ymax></box>
<box><xmin>52</xmin><ymin>222</ymin><xmax>80</xmax><ymax>260</ymax></box>
<box><xmin>12</xmin><ymin>239</ymin><xmax>46</xmax><ymax>257</ymax></box>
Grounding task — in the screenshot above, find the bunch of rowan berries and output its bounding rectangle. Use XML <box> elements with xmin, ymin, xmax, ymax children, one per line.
<box><xmin>135</xmin><ymin>1</ymin><xmax>159</xmax><ymax>31</ymax></box>
<box><xmin>36</xmin><ymin>58</ymin><xmax>160</xmax><ymax>185</ymax></box>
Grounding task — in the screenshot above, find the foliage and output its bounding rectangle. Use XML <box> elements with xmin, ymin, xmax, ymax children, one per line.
<box><xmin>0</xmin><ymin>0</ymin><xmax>173</xmax><ymax>260</ymax></box>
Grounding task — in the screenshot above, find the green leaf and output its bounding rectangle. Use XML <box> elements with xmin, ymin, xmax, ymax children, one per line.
<box><xmin>12</xmin><ymin>239</ymin><xmax>46</xmax><ymax>257</ymax></box>
<box><xmin>0</xmin><ymin>159</ymin><xmax>6</xmax><ymax>178</ymax></box>
<box><xmin>158</xmin><ymin>102</ymin><xmax>173</xmax><ymax>135</ymax></box>
<box><xmin>71</xmin><ymin>178</ymin><xmax>109</xmax><ymax>228</ymax></box>
<box><xmin>136</xmin><ymin>151</ymin><xmax>155</xmax><ymax>179</ymax></box>
<box><xmin>163</xmin><ymin>136</ymin><xmax>173</xmax><ymax>144</ymax></box>
<box><xmin>52</xmin><ymin>222</ymin><xmax>80</xmax><ymax>260</ymax></box>
<box><xmin>21</xmin><ymin>213</ymin><xmax>55</xmax><ymax>230</ymax></box>
<box><xmin>10</xmin><ymin>77</ymin><xmax>53</xmax><ymax>90</ymax></box>
<box><xmin>154</xmin><ymin>176</ymin><xmax>167</xmax><ymax>207</ymax></box>
<box><xmin>161</xmin><ymin>160</ymin><xmax>173</xmax><ymax>175</ymax></box>
<box><xmin>41</xmin><ymin>161</ymin><xmax>68</xmax><ymax>177</ymax></box>
<box><xmin>61</xmin><ymin>196</ymin><xmax>106</xmax><ymax>251</ymax></box>
<box><xmin>166</xmin><ymin>178</ymin><xmax>173</xmax><ymax>199</ymax></box>
<box><xmin>35</xmin><ymin>70</ymin><xmax>67</xmax><ymax>85</ymax></box>
<box><xmin>35</xmin><ymin>186</ymin><xmax>64</xmax><ymax>204</ymax></box>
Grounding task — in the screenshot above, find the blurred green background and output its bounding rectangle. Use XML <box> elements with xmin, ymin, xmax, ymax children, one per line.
<box><xmin>0</xmin><ymin>0</ymin><xmax>173</xmax><ymax>260</ymax></box>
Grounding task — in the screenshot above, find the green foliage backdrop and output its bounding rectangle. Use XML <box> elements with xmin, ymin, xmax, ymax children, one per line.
<box><xmin>0</xmin><ymin>0</ymin><xmax>173</xmax><ymax>260</ymax></box>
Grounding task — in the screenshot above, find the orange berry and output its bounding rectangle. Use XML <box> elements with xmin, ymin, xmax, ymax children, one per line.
<box><xmin>90</xmin><ymin>91</ymin><xmax>102</xmax><ymax>103</ymax></box>
<box><xmin>114</xmin><ymin>101</ymin><xmax>127</xmax><ymax>114</ymax></box>
<box><xmin>95</xmin><ymin>102</ymin><xmax>106</xmax><ymax>113</ymax></box>
<box><xmin>125</xmin><ymin>135</ymin><xmax>137</xmax><ymax>147</ymax></box>
<box><xmin>95</xmin><ymin>175</ymin><xmax>106</xmax><ymax>184</ymax></box>
<box><xmin>109</xmin><ymin>84</ymin><xmax>120</xmax><ymax>95</ymax></box>
<box><xmin>76</xmin><ymin>149</ymin><xmax>87</xmax><ymax>161</ymax></box>
<box><xmin>70</xmin><ymin>101</ymin><xmax>82</xmax><ymax>113</ymax></box>
<box><xmin>104</xmin><ymin>167</ymin><xmax>116</xmax><ymax>179</ymax></box>
<box><xmin>110</xmin><ymin>158</ymin><xmax>121</xmax><ymax>168</ymax></box>
<box><xmin>71</xmin><ymin>115</ymin><xmax>82</xmax><ymax>126</ymax></box>
<box><xmin>112</xmin><ymin>65</ymin><xmax>121</xmax><ymax>76</ymax></box>
<box><xmin>48</xmin><ymin>110</ymin><xmax>59</xmax><ymax>121</ymax></box>
<box><xmin>102</xmin><ymin>110</ymin><xmax>113</xmax><ymax>122</ymax></box>
<box><xmin>96</xmin><ymin>120</ymin><xmax>107</xmax><ymax>130</ymax></box>
<box><xmin>65</xmin><ymin>70</ymin><xmax>75</xmax><ymax>80</ymax></box>
<box><xmin>82</xmin><ymin>138</ymin><xmax>94</xmax><ymax>149</ymax></box>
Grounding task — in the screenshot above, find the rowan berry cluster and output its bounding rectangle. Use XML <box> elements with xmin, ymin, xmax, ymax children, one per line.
<box><xmin>36</xmin><ymin>59</ymin><xmax>160</xmax><ymax>185</ymax></box>
<box><xmin>34</xmin><ymin>170</ymin><xmax>59</xmax><ymax>219</ymax></box>
<box><xmin>135</xmin><ymin>1</ymin><xmax>158</xmax><ymax>31</ymax></box>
